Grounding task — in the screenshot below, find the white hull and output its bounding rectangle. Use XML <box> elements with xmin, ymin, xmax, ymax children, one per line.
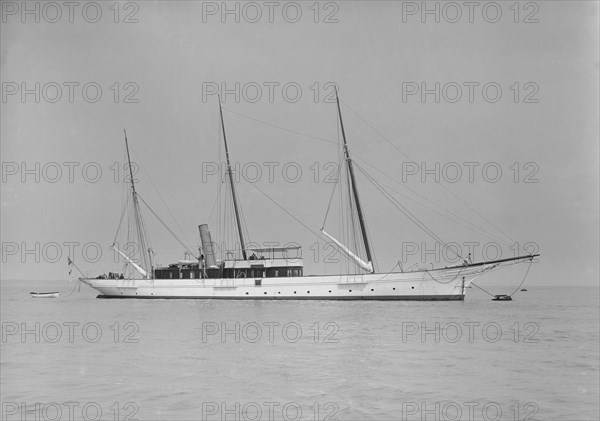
<box><xmin>81</xmin><ymin>264</ymin><xmax>497</xmax><ymax>301</ymax></box>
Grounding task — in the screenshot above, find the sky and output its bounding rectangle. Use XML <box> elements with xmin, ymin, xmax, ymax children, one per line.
<box><xmin>1</xmin><ymin>0</ymin><xmax>599</xmax><ymax>287</ymax></box>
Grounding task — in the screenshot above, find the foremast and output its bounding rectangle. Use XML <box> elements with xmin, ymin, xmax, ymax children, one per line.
<box><xmin>331</xmin><ymin>88</ymin><xmax>375</xmax><ymax>273</ymax></box>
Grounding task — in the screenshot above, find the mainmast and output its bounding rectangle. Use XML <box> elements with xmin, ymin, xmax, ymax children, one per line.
<box><xmin>218</xmin><ymin>98</ymin><xmax>248</xmax><ymax>260</ymax></box>
<box><xmin>334</xmin><ymin>88</ymin><xmax>374</xmax><ymax>270</ymax></box>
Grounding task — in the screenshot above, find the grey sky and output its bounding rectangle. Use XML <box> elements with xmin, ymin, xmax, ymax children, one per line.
<box><xmin>1</xmin><ymin>0</ymin><xmax>598</xmax><ymax>286</ymax></box>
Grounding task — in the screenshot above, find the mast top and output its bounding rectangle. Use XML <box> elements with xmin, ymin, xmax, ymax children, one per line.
<box><xmin>124</xmin><ymin>129</ymin><xmax>137</xmax><ymax>196</ymax></box>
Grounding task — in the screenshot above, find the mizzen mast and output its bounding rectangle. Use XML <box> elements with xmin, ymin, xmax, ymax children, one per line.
<box><xmin>218</xmin><ymin>97</ymin><xmax>248</xmax><ymax>260</ymax></box>
<box><xmin>122</xmin><ymin>130</ymin><xmax>152</xmax><ymax>278</ymax></box>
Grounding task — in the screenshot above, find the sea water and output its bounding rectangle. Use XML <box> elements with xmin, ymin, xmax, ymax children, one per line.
<box><xmin>1</xmin><ymin>281</ymin><xmax>598</xmax><ymax>420</ymax></box>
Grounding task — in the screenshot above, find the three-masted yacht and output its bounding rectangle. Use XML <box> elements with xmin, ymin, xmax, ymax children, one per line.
<box><xmin>80</xmin><ymin>91</ymin><xmax>538</xmax><ymax>300</ymax></box>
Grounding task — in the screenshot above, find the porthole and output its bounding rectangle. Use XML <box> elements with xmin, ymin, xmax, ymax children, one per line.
<box><xmin>294</xmin><ymin>291</ymin><xmax>297</xmax><ymax>294</ymax></box>
<box><xmin>328</xmin><ymin>290</ymin><xmax>332</xmax><ymax>293</ymax></box>
<box><xmin>278</xmin><ymin>292</ymin><xmax>281</xmax><ymax>294</ymax></box>
<box><xmin>307</xmin><ymin>291</ymin><xmax>310</xmax><ymax>294</ymax></box>
<box><xmin>245</xmin><ymin>292</ymin><xmax>249</xmax><ymax>295</ymax></box>
<box><xmin>411</xmin><ymin>286</ymin><xmax>414</xmax><ymax>289</ymax></box>
<box><xmin>264</xmin><ymin>292</ymin><xmax>267</xmax><ymax>295</ymax></box>
<box><xmin>349</xmin><ymin>290</ymin><xmax>352</xmax><ymax>292</ymax></box>
<box><xmin>393</xmin><ymin>288</ymin><xmax>396</xmax><ymax>291</ymax></box>
<box><xmin>370</xmin><ymin>289</ymin><xmax>374</xmax><ymax>291</ymax></box>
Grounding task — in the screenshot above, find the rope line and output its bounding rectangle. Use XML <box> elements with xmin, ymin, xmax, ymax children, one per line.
<box><xmin>112</xmin><ymin>192</ymin><xmax>130</xmax><ymax>246</ymax></box>
<box><xmin>62</xmin><ymin>282</ymin><xmax>80</xmax><ymax>298</ymax></box>
<box><xmin>471</xmin><ymin>281</ymin><xmax>496</xmax><ymax>297</ymax></box>
<box><xmin>351</xmin><ymin>155</ymin><xmax>516</xmax><ymax>248</ymax></box>
<box><xmin>471</xmin><ymin>256</ymin><xmax>534</xmax><ymax>297</ymax></box>
<box><xmin>132</xmin><ymin>149</ymin><xmax>192</xmax><ymax>247</ymax></box>
<box><xmin>507</xmin><ymin>256</ymin><xmax>535</xmax><ymax>297</ymax></box>
<box><xmin>339</xmin><ymin>98</ymin><xmax>521</xmax><ymax>251</ymax></box>
<box><xmin>136</xmin><ymin>193</ymin><xmax>197</xmax><ymax>258</ymax></box>
<box><xmin>244</xmin><ymin>180</ymin><xmax>327</xmax><ymax>243</ymax></box>
<box><xmin>321</xmin><ymin>152</ymin><xmax>344</xmax><ymax>230</ymax></box>
<box><xmin>223</xmin><ymin>107</ymin><xmax>338</xmax><ymax>146</ymax></box>
<box><xmin>354</xmin><ymin>161</ymin><xmax>464</xmax><ymax>260</ymax></box>
<box><xmin>425</xmin><ymin>267</ymin><xmax>465</xmax><ymax>284</ymax></box>
<box><xmin>221</xmin><ymin>106</ymin><xmax>520</xmax><ymax>251</ymax></box>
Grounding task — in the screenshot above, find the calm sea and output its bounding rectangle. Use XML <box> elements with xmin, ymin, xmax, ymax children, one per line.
<box><xmin>1</xmin><ymin>281</ymin><xmax>598</xmax><ymax>421</ymax></box>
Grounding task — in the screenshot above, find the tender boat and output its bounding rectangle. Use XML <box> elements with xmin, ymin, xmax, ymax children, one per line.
<box><xmin>30</xmin><ymin>292</ymin><xmax>60</xmax><ymax>298</ymax></box>
<box><xmin>492</xmin><ymin>294</ymin><xmax>513</xmax><ymax>301</ymax></box>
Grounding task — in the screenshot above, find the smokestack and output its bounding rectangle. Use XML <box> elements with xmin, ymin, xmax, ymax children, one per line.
<box><xmin>199</xmin><ymin>224</ymin><xmax>217</xmax><ymax>268</ymax></box>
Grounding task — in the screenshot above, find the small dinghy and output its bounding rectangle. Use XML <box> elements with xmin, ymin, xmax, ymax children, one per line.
<box><xmin>520</xmin><ymin>288</ymin><xmax>528</xmax><ymax>291</ymax></box>
<box><xmin>492</xmin><ymin>294</ymin><xmax>512</xmax><ymax>301</ymax></box>
<box><xmin>30</xmin><ymin>292</ymin><xmax>59</xmax><ymax>298</ymax></box>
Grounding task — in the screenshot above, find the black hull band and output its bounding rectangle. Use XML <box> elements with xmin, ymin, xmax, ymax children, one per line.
<box><xmin>97</xmin><ymin>294</ymin><xmax>464</xmax><ymax>301</ymax></box>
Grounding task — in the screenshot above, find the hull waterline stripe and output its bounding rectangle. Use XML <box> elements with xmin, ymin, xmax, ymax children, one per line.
<box><xmin>96</xmin><ymin>294</ymin><xmax>464</xmax><ymax>301</ymax></box>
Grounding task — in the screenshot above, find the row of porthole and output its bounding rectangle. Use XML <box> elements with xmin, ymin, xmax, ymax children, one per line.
<box><xmin>129</xmin><ymin>286</ymin><xmax>417</xmax><ymax>296</ymax></box>
<box><xmin>242</xmin><ymin>286</ymin><xmax>416</xmax><ymax>295</ymax></box>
